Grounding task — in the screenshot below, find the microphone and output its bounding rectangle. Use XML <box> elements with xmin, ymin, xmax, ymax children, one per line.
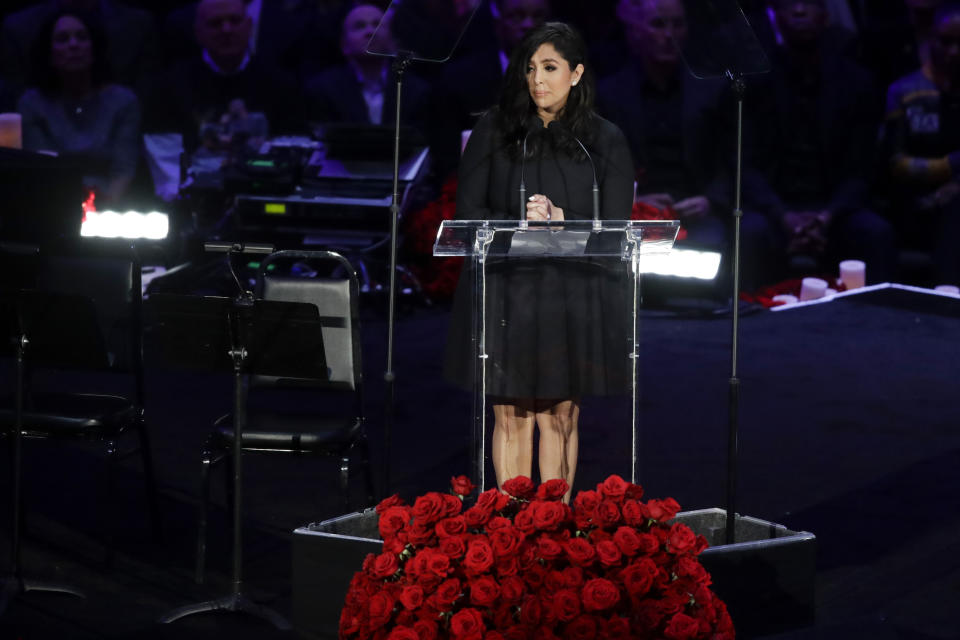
<box><xmin>549</xmin><ymin>121</ymin><xmax>601</xmax><ymax>229</ymax></box>
<box><xmin>519</xmin><ymin>117</ymin><xmax>540</xmax><ymax>225</ymax></box>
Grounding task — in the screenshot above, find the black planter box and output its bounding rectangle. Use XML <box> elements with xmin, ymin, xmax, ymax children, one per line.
<box><xmin>292</xmin><ymin>508</ymin><xmax>815</xmax><ymax>639</ymax></box>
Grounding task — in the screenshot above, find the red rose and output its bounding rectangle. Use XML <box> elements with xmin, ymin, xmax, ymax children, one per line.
<box><xmin>565</xmin><ymin>614</ymin><xmax>598</xmax><ymax>640</ymax></box>
<box><xmin>407</xmin><ymin>521</ymin><xmax>436</xmax><ymax>546</ymax></box>
<box><xmin>664</xmin><ymin>612</ymin><xmax>700</xmax><ymax>640</ymax></box>
<box><xmin>513</xmin><ymin>507</ymin><xmax>536</xmax><ymax>534</ymax></box>
<box><xmin>464</xmin><ymin>539</ymin><xmax>495</xmax><ymax>575</ymax></box>
<box><xmin>675</xmin><ymin>555</ymin><xmax>709</xmax><ymax>583</ymax></box>
<box><xmin>504</xmin><ymin>627</ymin><xmax>531</xmax><ymax>640</ymax></box>
<box><xmin>414</xmin><ymin>619</ymin><xmax>439</xmax><ymax>640</ymax></box>
<box><xmin>634</xmin><ymin>599</ymin><xmax>667</xmax><ymax>630</ymax></box>
<box><xmin>620</xmin><ymin>500</ymin><xmax>644</xmax><ymax>527</ymax></box>
<box><xmin>668</xmin><ymin>523</ymin><xmax>697</xmax><ymax>554</ymax></box>
<box><xmin>593</xmin><ymin>500</ymin><xmax>620</xmax><ymax>528</ymax></box>
<box><xmin>519</xmin><ymin>595</ymin><xmax>542</xmax><ymax>625</ymax></box>
<box><xmin>503</xmin><ymin>476</ymin><xmax>536</xmax><ymax>499</ymax></box>
<box><xmin>612</xmin><ymin>527</ymin><xmax>641</xmax><ymax>556</ymax></box>
<box><xmin>450</xmin><ymin>608</ymin><xmax>485</xmax><ymax>640</ymax></box>
<box><xmin>523</xmin><ymin>563</ymin><xmax>548</xmax><ymax>589</ymax></box>
<box><xmin>436</xmin><ymin>515</ymin><xmax>467</xmax><ymax>538</ymax></box>
<box><xmin>562</xmin><ymin>538</ymin><xmax>596</xmax><ymax>567</ymax></box>
<box><xmin>476</xmin><ymin>488</ymin><xmax>505</xmax><ymax>511</ymax></box>
<box><xmin>367</xmin><ymin>591</ymin><xmax>395</xmax><ymax>630</ymax></box>
<box><xmin>581</xmin><ymin>577</ymin><xmax>620</xmax><ymax>611</ymax></box>
<box><xmin>598</xmin><ymin>475</ymin><xmax>628</xmax><ymax>501</ymax></box>
<box><xmin>495</xmin><ymin>554</ymin><xmax>520</xmax><ymax>577</ymax></box>
<box><xmin>451</xmin><ymin>475</ymin><xmax>476</xmax><ymax>497</ymax></box>
<box><xmin>625</xmin><ymin>483</ymin><xmax>644</xmax><ymax>500</ymax></box>
<box><xmin>552</xmin><ymin>588</ymin><xmax>581</xmax><ymax>622</ymax></box>
<box><xmin>439</xmin><ymin>535</ymin><xmax>466</xmax><ymax>559</ymax></box>
<box><xmin>620</xmin><ymin>558</ymin><xmax>657</xmax><ymax>597</ymax></box>
<box><xmin>464</xmin><ymin>504</ymin><xmax>494</xmax><ymax>528</ymax></box>
<box><xmin>487</xmin><ymin>516</ymin><xmax>512</xmax><ymax>531</ymax></box>
<box><xmin>423</xmin><ymin>549</ymin><xmax>451</xmax><ymax>578</ymax></box>
<box><xmin>376</xmin><ymin>494</ymin><xmax>404</xmax><ymax>514</ymax></box>
<box><xmin>398</xmin><ymin>585</ymin><xmax>424</xmax><ymax>611</ymax></box>
<box><xmin>500</xmin><ymin>575</ymin><xmax>526</xmax><ymax>603</ymax></box>
<box><xmin>637</xmin><ymin>532</ymin><xmax>661</xmax><ymax>555</ymax></box>
<box><xmin>412</xmin><ymin>493</ymin><xmax>447</xmax><ymax>524</ymax></box>
<box><xmin>443</xmin><ymin>493</ymin><xmax>464</xmax><ymax>517</ymax></box>
<box><xmin>339</xmin><ymin>606</ymin><xmax>361</xmax><ymax>636</ymax></box>
<box><xmin>595</xmin><ymin>540</ymin><xmax>622</xmax><ymax>567</ymax></box>
<box><xmin>606</xmin><ymin>616</ymin><xmax>631</xmax><ymax>640</ymax></box>
<box><xmin>490</xmin><ymin>526</ymin><xmax>523</xmax><ymax>558</ymax></box>
<box><xmin>646</xmin><ymin>498</ymin><xmax>681</xmax><ymax>522</ymax></box>
<box><xmin>536</xmin><ymin>534</ymin><xmax>563</xmax><ymax>561</ymax></box>
<box><xmin>371</xmin><ymin>552</ymin><xmax>400</xmax><ymax>579</ymax></box>
<box><xmin>469</xmin><ymin>575</ymin><xmax>501</xmax><ymax>607</ymax></box>
<box><xmin>386</xmin><ymin>625</ymin><xmax>419</xmax><ymax>640</ymax></box>
<box><xmin>379</xmin><ymin>505</ymin><xmax>412</xmax><ymax>539</ymax></box>
<box><xmin>531</xmin><ymin>501</ymin><xmax>566</xmax><ymax>531</ymax></box>
<box><xmin>485</xmin><ymin>633</ymin><xmax>506</xmax><ymax>640</ymax></box>
<box><xmin>572</xmin><ymin>490</ymin><xmax>599</xmax><ymax>523</ymax></box>
<box><xmin>535</xmin><ymin>478</ymin><xmax>569</xmax><ymax>501</ymax></box>
<box><xmin>562</xmin><ymin>566</ymin><xmax>584</xmax><ymax>588</ymax></box>
<box><xmin>432</xmin><ymin>577</ymin><xmax>462</xmax><ymax>609</ymax></box>
<box><xmin>384</xmin><ymin>535</ymin><xmax>407</xmax><ymax>555</ymax></box>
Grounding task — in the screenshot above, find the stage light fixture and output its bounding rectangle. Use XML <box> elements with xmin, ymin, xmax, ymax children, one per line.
<box><xmin>81</xmin><ymin>210</ymin><xmax>169</xmax><ymax>240</ymax></box>
<box><xmin>639</xmin><ymin>248</ymin><xmax>722</xmax><ymax>280</ymax></box>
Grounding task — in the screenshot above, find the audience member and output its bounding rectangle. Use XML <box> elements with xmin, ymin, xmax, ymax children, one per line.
<box><xmin>16</xmin><ymin>10</ymin><xmax>140</xmax><ymax>204</ymax></box>
<box><xmin>144</xmin><ymin>0</ymin><xmax>303</xmax><ymax>151</ymax></box>
<box><xmin>879</xmin><ymin>2</ymin><xmax>960</xmax><ymax>284</ymax></box>
<box><xmin>740</xmin><ymin>0</ymin><xmax>895</xmax><ymax>289</ymax></box>
<box><xmin>0</xmin><ymin>0</ymin><xmax>160</xmax><ymax>94</ymax></box>
<box><xmin>597</xmin><ymin>0</ymin><xmax>731</xmax><ymax>253</ymax></box>
<box><xmin>853</xmin><ymin>0</ymin><xmax>944</xmax><ymax>91</ymax></box>
<box><xmin>304</xmin><ymin>2</ymin><xmax>430</xmax><ymax>133</ymax></box>
<box><xmin>161</xmin><ymin>0</ymin><xmax>316</xmax><ymax>77</ymax></box>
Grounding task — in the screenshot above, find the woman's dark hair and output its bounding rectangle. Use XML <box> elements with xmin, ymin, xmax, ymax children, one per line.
<box><xmin>497</xmin><ymin>21</ymin><xmax>596</xmax><ymax>159</ymax></box>
<box><xmin>30</xmin><ymin>10</ymin><xmax>110</xmax><ymax>95</ymax></box>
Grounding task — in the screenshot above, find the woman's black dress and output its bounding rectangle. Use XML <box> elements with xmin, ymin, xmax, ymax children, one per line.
<box><xmin>444</xmin><ymin>110</ymin><xmax>636</xmax><ymax>399</ymax></box>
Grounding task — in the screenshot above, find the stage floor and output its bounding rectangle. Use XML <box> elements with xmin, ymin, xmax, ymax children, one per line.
<box><xmin>2</xmin><ymin>287</ymin><xmax>959</xmax><ymax>639</ymax></box>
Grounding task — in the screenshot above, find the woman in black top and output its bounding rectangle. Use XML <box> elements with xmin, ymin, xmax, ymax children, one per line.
<box><xmin>446</xmin><ymin>22</ymin><xmax>634</xmax><ymax>499</ymax></box>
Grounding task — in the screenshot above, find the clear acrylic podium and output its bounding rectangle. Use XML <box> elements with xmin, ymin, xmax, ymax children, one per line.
<box><xmin>435</xmin><ymin>219</ymin><xmax>680</xmax><ymax>489</ymax></box>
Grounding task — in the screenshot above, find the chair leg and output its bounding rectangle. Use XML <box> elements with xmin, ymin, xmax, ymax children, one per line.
<box><xmin>135</xmin><ymin>416</ymin><xmax>162</xmax><ymax>541</ymax></box>
<box><xmin>196</xmin><ymin>439</ymin><xmax>216</xmax><ymax>585</ymax></box>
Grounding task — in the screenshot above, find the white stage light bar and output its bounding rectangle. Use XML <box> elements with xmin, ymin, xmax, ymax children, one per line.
<box><xmin>639</xmin><ymin>248</ymin><xmax>722</xmax><ymax>280</ymax></box>
<box><xmin>81</xmin><ymin>210</ymin><xmax>169</xmax><ymax>240</ymax></box>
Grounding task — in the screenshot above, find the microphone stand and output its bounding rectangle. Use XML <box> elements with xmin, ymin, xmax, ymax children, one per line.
<box><xmin>725</xmin><ymin>71</ymin><xmax>746</xmax><ymax>545</ymax></box>
<box><xmin>384</xmin><ymin>51</ymin><xmax>412</xmax><ymax>498</ymax></box>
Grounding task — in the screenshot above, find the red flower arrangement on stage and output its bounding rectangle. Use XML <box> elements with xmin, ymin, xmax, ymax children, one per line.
<box><xmin>339</xmin><ymin>475</ymin><xmax>734</xmax><ymax>640</ymax></box>
<box><xmin>631</xmin><ymin>202</ymin><xmax>687</xmax><ymax>242</ymax></box>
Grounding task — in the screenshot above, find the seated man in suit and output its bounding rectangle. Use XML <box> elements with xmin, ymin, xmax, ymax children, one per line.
<box><xmin>597</xmin><ymin>0</ymin><xmax>730</xmax><ymax>253</ymax></box>
<box><xmin>304</xmin><ymin>3</ymin><xmax>430</xmax><ymax>135</ymax></box>
<box><xmin>144</xmin><ymin>0</ymin><xmax>303</xmax><ymax>151</ymax></box>
<box><xmin>740</xmin><ymin>0</ymin><xmax>896</xmax><ymax>289</ymax></box>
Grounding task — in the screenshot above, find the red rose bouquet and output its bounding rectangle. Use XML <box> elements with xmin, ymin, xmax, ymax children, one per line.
<box><xmin>339</xmin><ymin>475</ymin><xmax>734</xmax><ymax>640</ymax></box>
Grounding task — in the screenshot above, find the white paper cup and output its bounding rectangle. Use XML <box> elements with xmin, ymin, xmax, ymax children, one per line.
<box><xmin>839</xmin><ymin>259</ymin><xmax>866</xmax><ymax>290</ymax></box>
<box><xmin>825</xmin><ymin>288</ymin><xmax>838</xmax><ymax>296</ymax></box>
<box><xmin>934</xmin><ymin>285</ymin><xmax>959</xmax><ymax>296</ymax></box>
<box><xmin>799</xmin><ymin>277</ymin><xmax>828</xmax><ymax>301</ymax></box>
<box><xmin>0</xmin><ymin>112</ymin><xmax>22</xmax><ymax>149</ymax></box>
<box><xmin>772</xmin><ymin>294</ymin><xmax>798</xmax><ymax>305</ymax></box>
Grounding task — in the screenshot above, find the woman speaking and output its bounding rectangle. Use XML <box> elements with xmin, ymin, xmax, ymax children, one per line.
<box><xmin>445</xmin><ymin>22</ymin><xmax>635</xmax><ymax>500</ymax></box>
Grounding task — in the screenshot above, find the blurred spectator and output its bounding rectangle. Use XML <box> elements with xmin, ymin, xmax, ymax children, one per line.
<box><xmin>16</xmin><ymin>10</ymin><xmax>140</xmax><ymax>204</ymax></box>
<box><xmin>431</xmin><ymin>0</ymin><xmax>551</xmax><ymax>182</ymax></box>
<box><xmin>740</xmin><ymin>0</ymin><xmax>895</xmax><ymax>288</ymax></box>
<box><xmin>597</xmin><ymin>0</ymin><xmax>731</xmax><ymax>253</ymax></box>
<box><xmin>879</xmin><ymin>2</ymin><xmax>960</xmax><ymax>284</ymax></box>
<box><xmin>1</xmin><ymin>0</ymin><xmax>160</xmax><ymax>94</ymax></box>
<box><xmin>144</xmin><ymin>0</ymin><xmax>303</xmax><ymax>151</ymax></box>
<box><xmin>161</xmin><ymin>0</ymin><xmax>316</xmax><ymax>78</ymax></box>
<box><xmin>853</xmin><ymin>0</ymin><xmax>944</xmax><ymax>90</ymax></box>
<box><xmin>305</xmin><ymin>2</ymin><xmax>430</xmax><ymax>132</ymax></box>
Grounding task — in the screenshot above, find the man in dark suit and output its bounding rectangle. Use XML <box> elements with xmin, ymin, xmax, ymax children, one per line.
<box><xmin>431</xmin><ymin>0</ymin><xmax>552</xmax><ymax>182</ymax></box>
<box><xmin>597</xmin><ymin>0</ymin><xmax>730</xmax><ymax>252</ymax></box>
<box><xmin>0</xmin><ymin>0</ymin><xmax>160</xmax><ymax>93</ymax></box>
<box><xmin>739</xmin><ymin>0</ymin><xmax>896</xmax><ymax>288</ymax></box>
<box><xmin>143</xmin><ymin>0</ymin><xmax>303</xmax><ymax>150</ymax></box>
<box><xmin>303</xmin><ymin>3</ymin><xmax>431</xmax><ymax>135</ymax></box>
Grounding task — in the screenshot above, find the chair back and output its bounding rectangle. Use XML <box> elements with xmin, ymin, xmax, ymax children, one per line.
<box><xmin>255</xmin><ymin>251</ymin><xmax>361</xmax><ymax>392</ymax></box>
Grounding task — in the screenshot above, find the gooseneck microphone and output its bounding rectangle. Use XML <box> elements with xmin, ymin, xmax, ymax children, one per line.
<box><xmin>518</xmin><ymin>118</ymin><xmax>539</xmax><ymax>225</ymax></box>
<box><xmin>549</xmin><ymin>120</ymin><xmax>601</xmax><ymax>228</ymax></box>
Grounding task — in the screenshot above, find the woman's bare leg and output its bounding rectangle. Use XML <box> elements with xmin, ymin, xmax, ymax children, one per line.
<box><xmin>536</xmin><ymin>399</ymin><xmax>580</xmax><ymax>501</ymax></box>
<box><xmin>492</xmin><ymin>401</ymin><xmax>535</xmax><ymax>488</ymax></box>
